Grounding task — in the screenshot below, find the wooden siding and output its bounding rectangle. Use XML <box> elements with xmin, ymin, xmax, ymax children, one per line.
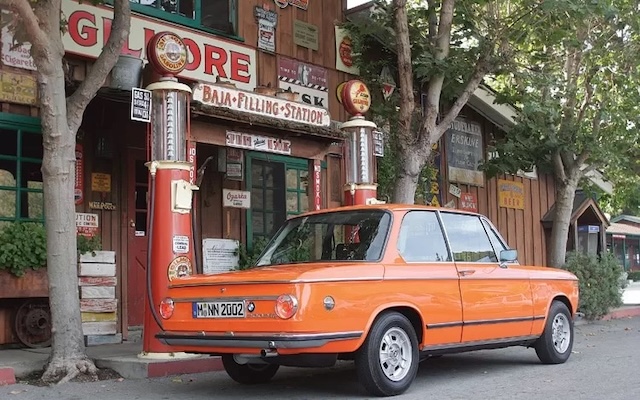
<box><xmin>439</xmin><ymin>106</ymin><xmax>556</xmax><ymax>267</ymax></box>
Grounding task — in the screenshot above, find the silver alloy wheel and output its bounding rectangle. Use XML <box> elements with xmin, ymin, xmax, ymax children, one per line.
<box><xmin>552</xmin><ymin>312</ymin><xmax>571</xmax><ymax>353</ymax></box>
<box><xmin>378</xmin><ymin>326</ymin><xmax>413</xmax><ymax>382</ymax></box>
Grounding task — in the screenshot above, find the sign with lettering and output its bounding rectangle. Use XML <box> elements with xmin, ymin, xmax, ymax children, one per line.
<box><xmin>373</xmin><ymin>130</ymin><xmax>384</xmax><ymax>157</ymax></box>
<box><xmin>225</xmin><ymin>148</ymin><xmax>243</xmax><ymax>181</ymax></box>
<box><xmin>425</xmin><ymin>141</ymin><xmax>442</xmax><ymax>207</ymax></box>
<box><xmin>202</xmin><ymin>238</ymin><xmax>239</xmax><ymax>274</ymax></box>
<box><xmin>498</xmin><ymin>180</ymin><xmax>525</xmax><ymax>210</ymax></box>
<box><xmin>1</xmin><ymin>11</ymin><xmax>37</xmax><ymax>71</ymax></box>
<box><xmin>255</xmin><ymin>6</ymin><xmax>278</xmax><ymax>53</ymax></box>
<box><xmin>193</xmin><ymin>83</ymin><xmax>331</xmax><ymax>127</ymax></box>
<box><xmin>223</xmin><ymin>189</ymin><xmax>250</xmax><ymax>209</ymax></box>
<box><xmin>226</xmin><ymin>131</ymin><xmax>292</xmax><ymax>155</ymax></box>
<box><xmin>131</xmin><ymin>88</ymin><xmax>151</xmax><ymax>122</ymax></box>
<box><xmin>278</xmin><ymin>56</ymin><xmax>328</xmax><ymax>109</ymax></box>
<box><xmin>273</xmin><ymin>0</ymin><xmax>309</xmax><ymax>10</ymax></box>
<box><xmin>91</xmin><ymin>173</ymin><xmax>111</xmax><ymax>192</ymax></box>
<box><xmin>89</xmin><ymin>201</ymin><xmax>116</xmax><ymax>211</ymax></box>
<box><xmin>460</xmin><ymin>192</ymin><xmax>478</xmax><ymax>212</ymax></box>
<box><xmin>313</xmin><ymin>160</ymin><xmax>322</xmax><ymax>210</ymax></box>
<box><xmin>335</xmin><ymin>26</ymin><xmax>358</xmax><ymax>74</ymax></box>
<box><xmin>0</xmin><ymin>70</ymin><xmax>37</xmax><ymax>105</ymax></box>
<box><xmin>75</xmin><ymin>144</ymin><xmax>84</xmax><ymax>205</ymax></box>
<box><xmin>446</xmin><ymin>119</ymin><xmax>484</xmax><ymax>186</ymax></box>
<box><xmin>293</xmin><ymin>19</ymin><xmax>319</xmax><ymax>51</ymax></box>
<box><xmin>76</xmin><ymin>212</ymin><xmax>99</xmax><ymax>237</ymax></box>
<box><xmin>60</xmin><ymin>0</ymin><xmax>257</xmax><ymax>91</ymax></box>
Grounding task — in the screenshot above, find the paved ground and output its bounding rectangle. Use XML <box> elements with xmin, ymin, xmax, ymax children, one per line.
<box><xmin>2</xmin><ymin>316</ymin><xmax>639</xmax><ymax>400</ymax></box>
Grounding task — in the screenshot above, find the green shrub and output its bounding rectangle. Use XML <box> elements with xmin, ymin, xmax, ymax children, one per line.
<box><xmin>236</xmin><ymin>237</ymin><xmax>269</xmax><ymax>270</ymax></box>
<box><xmin>627</xmin><ymin>271</ymin><xmax>640</xmax><ymax>282</ymax></box>
<box><xmin>562</xmin><ymin>251</ymin><xmax>624</xmax><ymax>320</ymax></box>
<box><xmin>0</xmin><ymin>222</ymin><xmax>47</xmax><ymax>277</ymax></box>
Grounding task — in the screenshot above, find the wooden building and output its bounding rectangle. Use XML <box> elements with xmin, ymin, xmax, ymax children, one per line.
<box><xmin>0</xmin><ymin>0</ymin><xmax>356</xmax><ymax>345</ymax></box>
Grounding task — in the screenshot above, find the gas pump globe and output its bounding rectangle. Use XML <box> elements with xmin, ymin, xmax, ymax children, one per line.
<box><xmin>339</xmin><ymin>80</ymin><xmax>379</xmax><ymax>205</ymax></box>
<box><xmin>142</xmin><ymin>32</ymin><xmax>197</xmax><ymax>355</ymax></box>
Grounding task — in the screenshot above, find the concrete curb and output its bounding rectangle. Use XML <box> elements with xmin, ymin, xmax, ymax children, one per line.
<box><xmin>94</xmin><ymin>355</ymin><xmax>223</xmax><ymax>379</ymax></box>
<box><xmin>574</xmin><ymin>305</ymin><xmax>640</xmax><ymax>326</ymax></box>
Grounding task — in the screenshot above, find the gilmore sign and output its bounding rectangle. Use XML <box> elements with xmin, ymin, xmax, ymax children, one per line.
<box><xmin>61</xmin><ymin>0</ymin><xmax>256</xmax><ymax>91</ymax></box>
<box><xmin>193</xmin><ymin>83</ymin><xmax>331</xmax><ymax>127</ymax></box>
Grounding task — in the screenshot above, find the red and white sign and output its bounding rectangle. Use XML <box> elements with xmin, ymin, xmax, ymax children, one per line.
<box><xmin>193</xmin><ymin>83</ymin><xmax>331</xmax><ymax>127</ymax></box>
<box><xmin>335</xmin><ymin>26</ymin><xmax>358</xmax><ymax>75</ymax></box>
<box><xmin>187</xmin><ymin>140</ymin><xmax>197</xmax><ymax>184</ymax></box>
<box><xmin>313</xmin><ymin>160</ymin><xmax>322</xmax><ymax>210</ymax></box>
<box><xmin>222</xmin><ymin>189</ymin><xmax>251</xmax><ymax>209</ymax></box>
<box><xmin>226</xmin><ymin>131</ymin><xmax>292</xmax><ymax>155</ymax></box>
<box><xmin>60</xmin><ymin>0</ymin><xmax>256</xmax><ymax>91</ymax></box>
<box><xmin>459</xmin><ymin>192</ymin><xmax>478</xmax><ymax>212</ymax></box>
<box><xmin>75</xmin><ymin>144</ymin><xmax>84</xmax><ymax>205</ymax></box>
<box><xmin>76</xmin><ymin>212</ymin><xmax>99</xmax><ymax>237</ymax></box>
<box><xmin>1</xmin><ymin>11</ymin><xmax>37</xmax><ymax>70</ymax></box>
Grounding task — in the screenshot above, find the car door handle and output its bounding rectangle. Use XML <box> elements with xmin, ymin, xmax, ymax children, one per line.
<box><xmin>458</xmin><ymin>269</ymin><xmax>475</xmax><ymax>277</ymax></box>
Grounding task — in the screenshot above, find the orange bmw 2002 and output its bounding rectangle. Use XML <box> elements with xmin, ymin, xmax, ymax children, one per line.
<box><xmin>157</xmin><ymin>204</ymin><xmax>579</xmax><ymax>397</ymax></box>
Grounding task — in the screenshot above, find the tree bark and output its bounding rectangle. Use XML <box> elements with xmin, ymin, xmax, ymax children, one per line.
<box><xmin>548</xmin><ymin>175</ymin><xmax>581</xmax><ymax>268</ymax></box>
<box><xmin>392</xmin><ymin>148</ymin><xmax>424</xmax><ymax>203</ymax></box>
<box><xmin>0</xmin><ymin>0</ymin><xmax>130</xmax><ymax>384</ymax></box>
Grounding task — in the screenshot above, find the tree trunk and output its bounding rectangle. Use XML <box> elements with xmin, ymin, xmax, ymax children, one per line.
<box><xmin>37</xmin><ymin>57</ymin><xmax>96</xmax><ymax>384</ymax></box>
<box><xmin>548</xmin><ymin>178</ymin><xmax>580</xmax><ymax>268</ymax></box>
<box><xmin>392</xmin><ymin>148</ymin><xmax>425</xmax><ymax>203</ymax></box>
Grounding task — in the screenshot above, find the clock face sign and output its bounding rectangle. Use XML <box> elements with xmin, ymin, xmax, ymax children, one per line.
<box><xmin>147</xmin><ymin>31</ymin><xmax>188</xmax><ymax>76</ymax></box>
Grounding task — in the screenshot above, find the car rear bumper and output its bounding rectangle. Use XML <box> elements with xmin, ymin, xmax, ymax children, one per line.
<box><xmin>156</xmin><ymin>330</ymin><xmax>363</xmax><ymax>349</ymax></box>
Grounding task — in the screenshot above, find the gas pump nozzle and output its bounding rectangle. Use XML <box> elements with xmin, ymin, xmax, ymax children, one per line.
<box><xmin>195</xmin><ymin>155</ymin><xmax>214</xmax><ymax>187</ymax></box>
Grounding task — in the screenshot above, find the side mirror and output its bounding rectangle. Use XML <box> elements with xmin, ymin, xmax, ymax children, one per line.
<box><xmin>500</xmin><ymin>249</ymin><xmax>518</xmax><ymax>262</ymax></box>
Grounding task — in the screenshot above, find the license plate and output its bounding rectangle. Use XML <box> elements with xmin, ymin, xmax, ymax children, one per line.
<box><xmin>192</xmin><ymin>301</ymin><xmax>245</xmax><ymax>318</ymax></box>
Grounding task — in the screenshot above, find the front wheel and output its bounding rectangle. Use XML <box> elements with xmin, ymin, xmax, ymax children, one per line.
<box><xmin>534</xmin><ymin>301</ymin><xmax>574</xmax><ymax>364</ymax></box>
<box><xmin>222</xmin><ymin>355</ymin><xmax>279</xmax><ymax>384</ymax></box>
<box><xmin>355</xmin><ymin>312</ymin><xmax>419</xmax><ymax>397</ymax></box>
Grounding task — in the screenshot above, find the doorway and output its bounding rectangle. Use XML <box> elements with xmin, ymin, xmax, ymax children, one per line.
<box><xmin>126</xmin><ymin>148</ymin><xmax>148</xmax><ymax>327</ymax></box>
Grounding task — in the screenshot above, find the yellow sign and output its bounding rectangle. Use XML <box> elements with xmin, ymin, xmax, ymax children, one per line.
<box><xmin>91</xmin><ymin>173</ymin><xmax>111</xmax><ymax>192</ymax></box>
<box><xmin>0</xmin><ymin>71</ymin><xmax>37</xmax><ymax>105</ymax></box>
<box><xmin>498</xmin><ymin>179</ymin><xmax>525</xmax><ymax>210</ymax></box>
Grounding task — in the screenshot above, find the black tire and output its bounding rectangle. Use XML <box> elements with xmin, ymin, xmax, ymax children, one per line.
<box><xmin>355</xmin><ymin>312</ymin><xmax>419</xmax><ymax>397</ymax></box>
<box><xmin>535</xmin><ymin>301</ymin><xmax>574</xmax><ymax>364</ymax></box>
<box><xmin>222</xmin><ymin>355</ymin><xmax>279</xmax><ymax>384</ymax></box>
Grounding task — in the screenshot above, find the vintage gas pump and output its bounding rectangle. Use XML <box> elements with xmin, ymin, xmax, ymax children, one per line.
<box><xmin>142</xmin><ymin>32</ymin><xmax>197</xmax><ymax>354</ymax></box>
<box><xmin>339</xmin><ymin>80</ymin><xmax>379</xmax><ymax>205</ymax></box>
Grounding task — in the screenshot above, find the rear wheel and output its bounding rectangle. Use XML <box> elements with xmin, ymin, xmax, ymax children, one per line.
<box><xmin>355</xmin><ymin>312</ymin><xmax>419</xmax><ymax>397</ymax></box>
<box><xmin>222</xmin><ymin>355</ymin><xmax>279</xmax><ymax>384</ymax></box>
<box><xmin>535</xmin><ymin>301</ymin><xmax>574</xmax><ymax>364</ymax></box>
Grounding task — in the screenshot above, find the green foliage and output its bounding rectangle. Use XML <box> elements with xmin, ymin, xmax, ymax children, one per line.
<box><xmin>627</xmin><ymin>271</ymin><xmax>640</xmax><ymax>282</ymax></box>
<box><xmin>0</xmin><ymin>222</ymin><xmax>47</xmax><ymax>277</ymax></box>
<box><xmin>236</xmin><ymin>237</ymin><xmax>269</xmax><ymax>270</ymax></box>
<box><xmin>562</xmin><ymin>251</ymin><xmax>624</xmax><ymax>320</ymax></box>
<box><xmin>0</xmin><ymin>222</ymin><xmax>103</xmax><ymax>277</ymax></box>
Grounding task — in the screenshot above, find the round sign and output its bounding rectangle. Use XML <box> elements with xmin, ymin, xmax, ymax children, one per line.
<box><xmin>146</xmin><ymin>32</ymin><xmax>188</xmax><ymax>76</ymax></box>
<box><xmin>336</xmin><ymin>81</ymin><xmax>347</xmax><ymax>104</ymax></box>
<box><xmin>167</xmin><ymin>256</ymin><xmax>192</xmax><ymax>281</ymax></box>
<box><xmin>341</xmin><ymin>80</ymin><xmax>371</xmax><ymax>116</ymax></box>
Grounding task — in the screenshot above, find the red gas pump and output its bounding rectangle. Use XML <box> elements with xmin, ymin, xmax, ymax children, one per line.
<box><xmin>339</xmin><ymin>80</ymin><xmax>380</xmax><ymax>206</ymax></box>
<box><xmin>141</xmin><ymin>32</ymin><xmax>197</xmax><ymax>355</ymax></box>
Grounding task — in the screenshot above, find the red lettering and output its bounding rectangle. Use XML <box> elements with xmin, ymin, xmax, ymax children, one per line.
<box><xmin>230</xmin><ymin>51</ymin><xmax>250</xmax><ymax>83</ymax></box>
<box><xmin>202</xmin><ymin>85</ymin><xmax>211</xmax><ymax>102</ymax></box>
<box><xmin>68</xmin><ymin>11</ymin><xmax>97</xmax><ymax>48</ymax></box>
<box><xmin>101</xmin><ymin>17</ymin><xmax>142</xmax><ymax>57</ymax></box>
<box><xmin>183</xmin><ymin>38</ymin><xmax>201</xmax><ymax>71</ymax></box>
<box><xmin>204</xmin><ymin>45</ymin><xmax>227</xmax><ymax>78</ymax></box>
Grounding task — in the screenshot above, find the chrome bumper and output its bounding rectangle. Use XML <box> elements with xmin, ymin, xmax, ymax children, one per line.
<box><xmin>156</xmin><ymin>330</ymin><xmax>363</xmax><ymax>349</ymax></box>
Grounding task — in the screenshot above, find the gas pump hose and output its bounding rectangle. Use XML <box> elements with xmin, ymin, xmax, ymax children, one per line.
<box><xmin>146</xmin><ymin>163</ymin><xmax>165</xmax><ymax>331</ymax></box>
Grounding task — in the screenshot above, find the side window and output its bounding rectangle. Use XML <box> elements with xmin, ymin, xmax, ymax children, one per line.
<box><xmin>441</xmin><ymin>213</ymin><xmax>498</xmax><ymax>263</ymax></box>
<box><xmin>481</xmin><ymin>218</ymin><xmax>509</xmax><ymax>256</ymax></box>
<box><xmin>398</xmin><ymin>211</ymin><xmax>450</xmax><ymax>262</ymax></box>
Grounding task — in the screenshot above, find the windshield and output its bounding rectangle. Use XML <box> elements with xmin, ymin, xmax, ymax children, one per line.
<box><xmin>256</xmin><ymin>209</ymin><xmax>392</xmax><ymax>266</ymax></box>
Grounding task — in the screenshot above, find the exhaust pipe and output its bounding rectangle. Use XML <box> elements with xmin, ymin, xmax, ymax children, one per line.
<box><xmin>261</xmin><ymin>349</ymin><xmax>278</xmax><ymax>357</ymax></box>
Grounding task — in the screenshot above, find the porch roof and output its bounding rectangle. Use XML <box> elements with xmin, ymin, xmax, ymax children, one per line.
<box><xmin>607</xmin><ymin>222</ymin><xmax>640</xmax><ymax>238</ymax></box>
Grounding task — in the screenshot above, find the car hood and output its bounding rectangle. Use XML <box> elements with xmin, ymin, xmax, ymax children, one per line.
<box><xmin>169</xmin><ymin>262</ymin><xmax>385</xmax><ymax>287</ymax></box>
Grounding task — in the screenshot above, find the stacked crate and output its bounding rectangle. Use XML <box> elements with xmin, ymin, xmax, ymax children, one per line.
<box><xmin>78</xmin><ymin>251</ymin><xmax>121</xmax><ymax>345</ymax></box>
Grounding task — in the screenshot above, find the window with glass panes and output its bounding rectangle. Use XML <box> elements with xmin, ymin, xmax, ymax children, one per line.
<box><xmin>0</xmin><ymin>114</ymin><xmax>44</xmax><ymax>228</ymax></box>
<box><xmin>126</xmin><ymin>0</ymin><xmax>238</xmax><ymax>36</ymax></box>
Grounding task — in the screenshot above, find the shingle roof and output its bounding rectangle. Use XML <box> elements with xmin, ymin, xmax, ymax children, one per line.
<box><xmin>607</xmin><ymin>222</ymin><xmax>640</xmax><ymax>237</ymax></box>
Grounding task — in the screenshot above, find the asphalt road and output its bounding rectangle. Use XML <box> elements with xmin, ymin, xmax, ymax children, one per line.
<box><xmin>2</xmin><ymin>317</ymin><xmax>639</xmax><ymax>400</ymax></box>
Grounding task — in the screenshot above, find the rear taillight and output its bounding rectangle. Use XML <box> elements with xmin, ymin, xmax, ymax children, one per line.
<box><xmin>159</xmin><ymin>298</ymin><xmax>175</xmax><ymax>319</ymax></box>
<box><xmin>274</xmin><ymin>294</ymin><xmax>298</xmax><ymax>319</ymax></box>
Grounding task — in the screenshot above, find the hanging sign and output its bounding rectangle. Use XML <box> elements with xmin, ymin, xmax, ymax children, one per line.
<box><xmin>223</xmin><ymin>189</ymin><xmax>251</xmax><ymax>209</ymax></box>
<box><xmin>373</xmin><ymin>130</ymin><xmax>384</xmax><ymax>157</ymax></box>
<box><xmin>498</xmin><ymin>179</ymin><xmax>525</xmax><ymax>210</ymax></box>
<box><xmin>74</xmin><ymin>144</ymin><xmax>84</xmax><ymax>205</ymax></box>
<box><xmin>446</xmin><ymin>119</ymin><xmax>484</xmax><ymax>186</ymax></box>
<box><xmin>255</xmin><ymin>6</ymin><xmax>278</xmax><ymax>53</ymax></box>
<box><xmin>131</xmin><ymin>88</ymin><xmax>151</xmax><ymax>122</ymax></box>
<box><xmin>449</xmin><ymin>184</ymin><xmax>461</xmax><ymax>198</ymax></box>
<box><xmin>278</xmin><ymin>56</ymin><xmax>328</xmax><ymax>108</ymax></box>
<box><xmin>274</xmin><ymin>0</ymin><xmax>309</xmax><ymax>10</ymax></box>
<box><xmin>193</xmin><ymin>82</ymin><xmax>331</xmax><ymax>127</ymax></box>
<box><xmin>380</xmin><ymin>66</ymin><xmax>396</xmax><ymax>100</ymax></box>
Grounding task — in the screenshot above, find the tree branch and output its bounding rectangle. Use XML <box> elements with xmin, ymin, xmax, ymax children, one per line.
<box><xmin>392</xmin><ymin>0</ymin><xmax>415</xmax><ymax>143</ymax></box>
<box><xmin>0</xmin><ymin>0</ymin><xmax>50</xmax><ymax>65</ymax></box>
<box><xmin>553</xmin><ymin>152</ymin><xmax>568</xmax><ymax>183</ymax></box>
<box><xmin>421</xmin><ymin>0</ymin><xmax>454</xmax><ymax>140</ymax></box>
<box><xmin>427</xmin><ymin>0</ymin><xmax>437</xmax><ymax>47</ymax></box>
<box><xmin>66</xmin><ymin>0</ymin><xmax>131</xmax><ymax>132</ymax></box>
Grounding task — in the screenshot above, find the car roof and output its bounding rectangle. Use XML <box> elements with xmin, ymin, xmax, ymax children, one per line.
<box><xmin>298</xmin><ymin>203</ymin><xmax>482</xmax><ymax>218</ymax></box>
